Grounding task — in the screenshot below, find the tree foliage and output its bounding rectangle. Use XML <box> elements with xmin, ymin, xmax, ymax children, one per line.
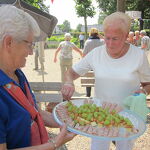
<box><xmin>74</xmin><ymin>0</ymin><xmax>96</xmax><ymax>39</ymax></box>
<box><xmin>96</xmin><ymin>0</ymin><xmax>150</xmax><ymax>19</ymax></box>
<box><xmin>57</xmin><ymin>20</ymin><xmax>71</xmax><ymax>33</ymax></box>
<box><xmin>96</xmin><ymin>0</ymin><xmax>116</xmax><ymax>15</ymax></box>
<box><xmin>24</xmin><ymin>0</ymin><xmax>49</xmax><ymax>12</ymax></box>
<box><xmin>76</xmin><ymin>24</ymin><xmax>83</xmax><ymax>32</ymax></box>
<box><xmin>126</xmin><ymin>0</ymin><xmax>150</xmax><ymax>19</ymax></box>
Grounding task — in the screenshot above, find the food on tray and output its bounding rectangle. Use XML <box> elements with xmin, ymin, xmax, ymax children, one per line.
<box><xmin>56</xmin><ymin>100</ymin><xmax>139</xmax><ymax>137</ymax></box>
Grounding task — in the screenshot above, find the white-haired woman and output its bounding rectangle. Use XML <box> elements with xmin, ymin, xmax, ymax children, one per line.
<box><xmin>0</xmin><ymin>5</ymin><xmax>75</xmax><ymax>150</ymax></box>
<box><xmin>54</xmin><ymin>33</ymin><xmax>82</xmax><ymax>83</ymax></box>
<box><xmin>61</xmin><ymin>12</ymin><xmax>150</xmax><ymax>150</ymax></box>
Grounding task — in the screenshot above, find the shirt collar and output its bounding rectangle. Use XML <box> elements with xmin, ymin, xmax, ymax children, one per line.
<box><xmin>0</xmin><ymin>69</ymin><xmax>23</xmax><ymax>87</ymax></box>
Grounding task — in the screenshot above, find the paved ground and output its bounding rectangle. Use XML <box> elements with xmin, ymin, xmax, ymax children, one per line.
<box><xmin>22</xmin><ymin>48</ymin><xmax>93</xmax><ymax>98</ymax></box>
<box><xmin>22</xmin><ymin>48</ymin><xmax>150</xmax><ymax>150</ymax></box>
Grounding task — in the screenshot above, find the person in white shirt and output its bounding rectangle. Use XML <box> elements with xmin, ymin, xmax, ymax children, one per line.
<box><xmin>54</xmin><ymin>33</ymin><xmax>82</xmax><ymax>83</ymax></box>
<box><xmin>61</xmin><ymin>12</ymin><xmax>150</xmax><ymax>150</ymax></box>
<box><xmin>79</xmin><ymin>33</ymin><xmax>85</xmax><ymax>49</ymax></box>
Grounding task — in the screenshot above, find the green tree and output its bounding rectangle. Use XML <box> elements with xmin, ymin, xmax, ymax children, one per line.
<box><xmin>74</xmin><ymin>0</ymin><xmax>96</xmax><ymax>39</ymax></box>
<box><xmin>24</xmin><ymin>0</ymin><xmax>49</xmax><ymax>12</ymax></box>
<box><xmin>96</xmin><ymin>0</ymin><xmax>116</xmax><ymax>15</ymax></box>
<box><xmin>62</xmin><ymin>20</ymin><xmax>71</xmax><ymax>33</ymax></box>
<box><xmin>126</xmin><ymin>0</ymin><xmax>150</xmax><ymax>30</ymax></box>
<box><xmin>98</xmin><ymin>12</ymin><xmax>107</xmax><ymax>24</ymax></box>
<box><xmin>96</xmin><ymin>0</ymin><xmax>150</xmax><ymax>29</ymax></box>
<box><xmin>76</xmin><ymin>24</ymin><xmax>83</xmax><ymax>32</ymax></box>
<box><xmin>117</xmin><ymin>0</ymin><xmax>126</xmax><ymax>12</ymax></box>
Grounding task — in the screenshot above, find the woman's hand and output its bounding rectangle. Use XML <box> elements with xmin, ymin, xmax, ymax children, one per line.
<box><xmin>53</xmin><ymin>124</ymin><xmax>76</xmax><ymax>148</ymax></box>
<box><xmin>61</xmin><ymin>83</ymin><xmax>75</xmax><ymax>100</ymax></box>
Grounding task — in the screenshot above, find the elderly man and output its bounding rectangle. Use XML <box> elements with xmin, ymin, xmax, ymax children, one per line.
<box><xmin>140</xmin><ymin>30</ymin><xmax>150</xmax><ymax>51</ymax></box>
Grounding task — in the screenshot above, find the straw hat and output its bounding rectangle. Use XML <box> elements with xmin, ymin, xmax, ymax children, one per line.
<box><xmin>89</xmin><ymin>28</ymin><xmax>99</xmax><ymax>36</ymax></box>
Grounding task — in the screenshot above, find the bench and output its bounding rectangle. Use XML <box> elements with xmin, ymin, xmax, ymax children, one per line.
<box><xmin>81</xmin><ymin>71</ymin><xmax>95</xmax><ymax>87</ymax></box>
<box><xmin>29</xmin><ymin>81</ymin><xmax>90</xmax><ymax>112</ymax></box>
<box><xmin>29</xmin><ymin>82</ymin><xmax>63</xmax><ymax>103</ymax></box>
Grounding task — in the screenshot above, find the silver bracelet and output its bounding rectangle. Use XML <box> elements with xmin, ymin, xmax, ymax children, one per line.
<box><xmin>48</xmin><ymin>139</ymin><xmax>57</xmax><ymax>149</ymax></box>
<box><xmin>64</xmin><ymin>82</ymin><xmax>74</xmax><ymax>86</ymax></box>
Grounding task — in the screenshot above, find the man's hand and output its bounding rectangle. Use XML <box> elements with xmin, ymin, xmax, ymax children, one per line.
<box><xmin>61</xmin><ymin>83</ymin><xmax>75</xmax><ymax>100</ymax></box>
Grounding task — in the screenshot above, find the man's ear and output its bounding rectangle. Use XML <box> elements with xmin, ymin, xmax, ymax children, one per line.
<box><xmin>3</xmin><ymin>35</ymin><xmax>13</xmax><ymax>50</ymax></box>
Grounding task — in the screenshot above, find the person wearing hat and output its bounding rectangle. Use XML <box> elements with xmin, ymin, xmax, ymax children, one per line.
<box><xmin>79</xmin><ymin>33</ymin><xmax>85</xmax><ymax>49</ymax></box>
<box><xmin>54</xmin><ymin>33</ymin><xmax>82</xmax><ymax>83</ymax></box>
<box><xmin>83</xmin><ymin>28</ymin><xmax>105</xmax><ymax>97</ymax></box>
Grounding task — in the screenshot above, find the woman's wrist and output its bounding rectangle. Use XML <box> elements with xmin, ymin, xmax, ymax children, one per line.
<box><xmin>48</xmin><ymin>138</ymin><xmax>58</xmax><ymax>150</ymax></box>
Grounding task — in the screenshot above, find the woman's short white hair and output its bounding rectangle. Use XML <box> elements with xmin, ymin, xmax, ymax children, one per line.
<box><xmin>0</xmin><ymin>5</ymin><xmax>40</xmax><ymax>42</ymax></box>
<box><xmin>103</xmin><ymin>12</ymin><xmax>131</xmax><ymax>34</ymax></box>
<box><xmin>65</xmin><ymin>33</ymin><xmax>71</xmax><ymax>38</ymax></box>
<box><xmin>64</xmin><ymin>33</ymin><xmax>71</xmax><ymax>41</ymax></box>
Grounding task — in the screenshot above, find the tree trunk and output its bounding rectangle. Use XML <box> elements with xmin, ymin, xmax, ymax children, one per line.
<box><xmin>140</xmin><ymin>10</ymin><xmax>144</xmax><ymax>30</ymax></box>
<box><xmin>84</xmin><ymin>15</ymin><xmax>88</xmax><ymax>40</ymax></box>
<box><xmin>117</xmin><ymin>0</ymin><xmax>126</xmax><ymax>12</ymax></box>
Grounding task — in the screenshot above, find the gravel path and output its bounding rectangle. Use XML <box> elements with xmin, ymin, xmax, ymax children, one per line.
<box><xmin>22</xmin><ymin>49</ymin><xmax>150</xmax><ymax>150</ymax></box>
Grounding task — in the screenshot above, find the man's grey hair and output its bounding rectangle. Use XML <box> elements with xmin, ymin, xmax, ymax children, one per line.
<box><xmin>103</xmin><ymin>12</ymin><xmax>131</xmax><ymax>34</ymax></box>
<box><xmin>0</xmin><ymin>5</ymin><xmax>40</xmax><ymax>43</ymax></box>
<box><xmin>140</xmin><ymin>30</ymin><xmax>147</xmax><ymax>36</ymax></box>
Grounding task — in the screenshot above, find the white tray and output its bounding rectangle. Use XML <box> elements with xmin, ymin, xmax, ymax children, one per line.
<box><xmin>53</xmin><ymin>99</ymin><xmax>146</xmax><ymax>141</ymax></box>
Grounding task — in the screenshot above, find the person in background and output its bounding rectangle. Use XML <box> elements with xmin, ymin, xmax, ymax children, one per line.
<box><xmin>83</xmin><ymin>28</ymin><xmax>105</xmax><ymax>97</ymax></box>
<box><xmin>140</xmin><ymin>30</ymin><xmax>150</xmax><ymax>52</ymax></box>
<box><xmin>127</xmin><ymin>31</ymin><xmax>135</xmax><ymax>44</ymax></box>
<box><xmin>79</xmin><ymin>33</ymin><xmax>85</xmax><ymax>49</ymax></box>
<box><xmin>61</xmin><ymin>12</ymin><xmax>150</xmax><ymax>150</ymax></box>
<box><xmin>54</xmin><ymin>33</ymin><xmax>82</xmax><ymax>83</ymax></box>
<box><xmin>0</xmin><ymin>5</ymin><xmax>75</xmax><ymax>150</ymax></box>
<box><xmin>33</xmin><ymin>41</ymin><xmax>45</xmax><ymax>70</ymax></box>
<box><xmin>133</xmin><ymin>30</ymin><xmax>141</xmax><ymax>47</ymax></box>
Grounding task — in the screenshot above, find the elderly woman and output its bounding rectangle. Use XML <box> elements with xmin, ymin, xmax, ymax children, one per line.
<box><xmin>0</xmin><ymin>5</ymin><xmax>75</xmax><ymax>150</ymax></box>
<box><xmin>54</xmin><ymin>33</ymin><xmax>82</xmax><ymax>83</ymax></box>
<box><xmin>127</xmin><ymin>31</ymin><xmax>135</xmax><ymax>44</ymax></box>
<box><xmin>61</xmin><ymin>12</ymin><xmax>150</xmax><ymax>150</ymax></box>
